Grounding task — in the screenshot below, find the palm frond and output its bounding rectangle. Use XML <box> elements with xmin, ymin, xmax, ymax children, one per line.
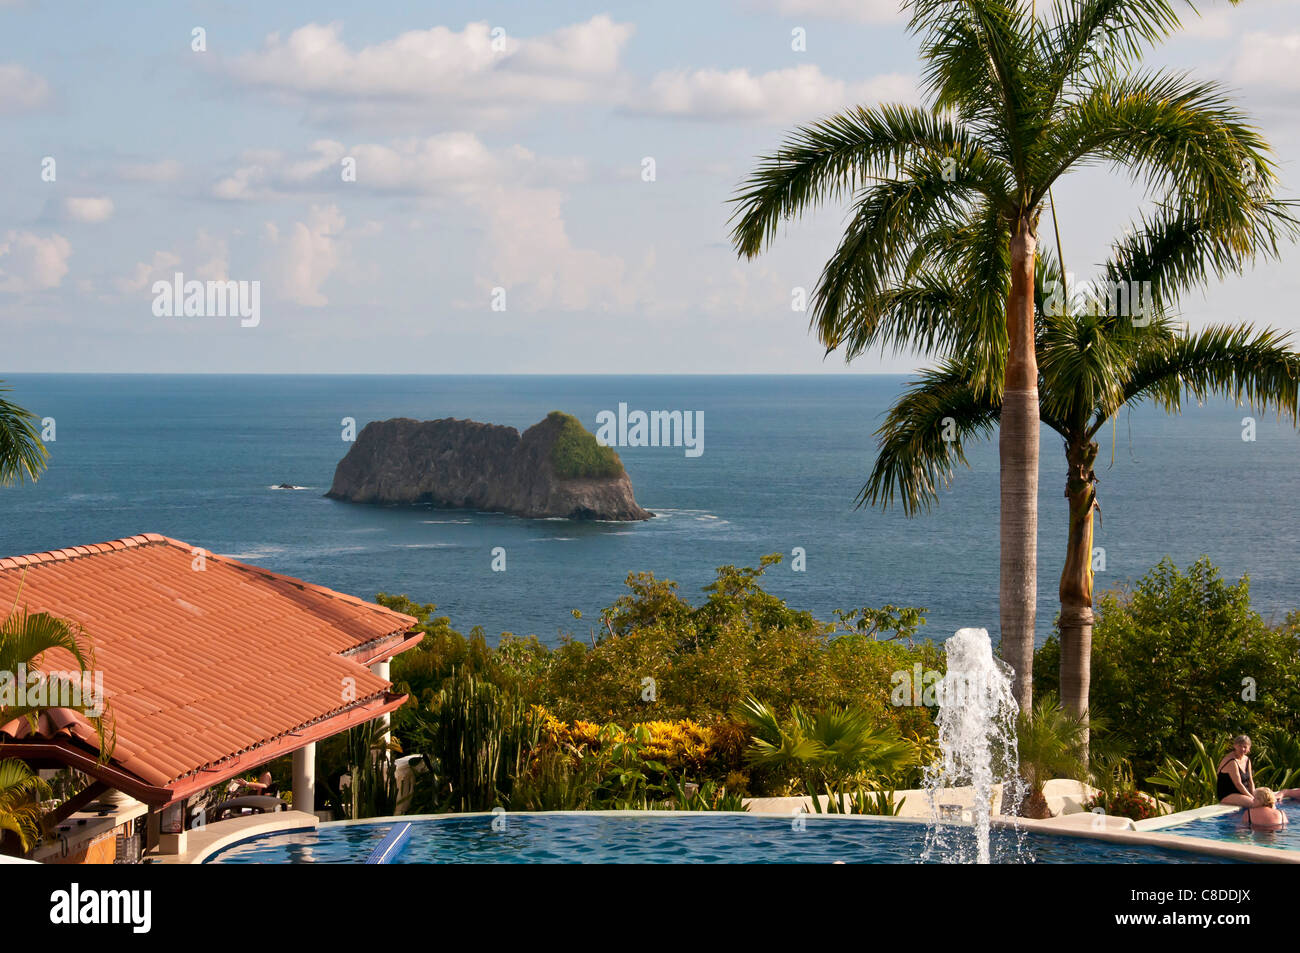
<box><xmin>1100</xmin><ymin>323</ymin><xmax>1300</xmax><ymax>432</ymax></box>
<box><xmin>861</xmin><ymin>359</ymin><xmax>1002</xmax><ymax>514</ymax></box>
<box><xmin>0</xmin><ymin>385</ymin><xmax>48</xmax><ymax>486</ymax></box>
<box><xmin>729</xmin><ymin>105</ymin><xmax>1009</xmax><ymax>258</ymax></box>
<box><xmin>1034</xmin><ymin>69</ymin><xmax>1276</xmax><ymax>220</ymax></box>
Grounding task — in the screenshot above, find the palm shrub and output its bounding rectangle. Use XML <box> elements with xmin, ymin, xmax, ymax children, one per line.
<box><xmin>1015</xmin><ymin>693</ymin><xmax>1088</xmax><ymax>818</ymax></box>
<box><xmin>0</xmin><ymin>760</ymin><xmax>51</xmax><ymax>853</ymax></box>
<box><xmin>1</xmin><ymin>597</ymin><xmax>114</xmax><ymax>853</ymax></box>
<box><xmin>731</xmin><ymin>0</ymin><xmax>1291</xmax><ymax>714</ymax></box>
<box><xmin>509</xmin><ymin>748</ymin><xmax>603</xmax><ymax>811</ymax></box>
<box><xmin>1147</xmin><ymin>734</ymin><xmax>1219</xmax><ymax>813</ymax></box>
<box><xmin>738</xmin><ymin>697</ymin><xmax>918</xmax><ymax>812</ymax></box>
<box><xmin>1255</xmin><ymin>729</ymin><xmax>1300</xmax><ymax>792</ymax></box>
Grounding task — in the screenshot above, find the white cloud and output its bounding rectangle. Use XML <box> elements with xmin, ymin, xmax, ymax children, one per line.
<box><xmin>1231</xmin><ymin>32</ymin><xmax>1300</xmax><ymax>90</ymax></box>
<box><xmin>228</xmin><ymin>17</ymin><xmax>634</xmax><ymax>120</ymax></box>
<box><xmin>117</xmin><ymin>250</ymin><xmax>182</xmax><ymax>294</ymax></box>
<box><xmin>264</xmin><ymin>204</ymin><xmax>346</xmax><ymax>306</ymax></box>
<box><xmin>1177</xmin><ymin>8</ymin><xmax>1237</xmax><ymax>39</ymax></box>
<box><xmin>117</xmin><ymin>159</ymin><xmax>182</xmax><ymax>183</ymax></box>
<box><xmin>212</xmin><ymin>134</ymin><xmax>585</xmax><ymax>200</ymax></box>
<box><xmin>638</xmin><ymin>64</ymin><xmax>916</xmax><ymax>121</ymax></box>
<box><xmin>0</xmin><ymin>231</ymin><xmax>71</xmax><ymax>293</ymax></box>
<box><xmin>216</xmin><ymin>134</ymin><xmax>626</xmax><ymax>311</ymax></box>
<box><xmin>62</xmin><ymin>196</ymin><xmax>114</xmax><ymax>224</ymax></box>
<box><xmin>745</xmin><ymin>0</ymin><xmax>905</xmax><ymax>23</ymax></box>
<box><xmin>194</xmin><ymin>231</ymin><xmax>229</xmax><ymax>282</ymax></box>
<box><xmin>0</xmin><ymin>63</ymin><xmax>51</xmax><ymax>113</ymax></box>
<box><xmin>117</xmin><ymin>231</ymin><xmax>226</xmax><ymax>293</ymax></box>
<box><xmin>467</xmin><ymin>184</ymin><xmax>636</xmax><ymax>312</ymax></box>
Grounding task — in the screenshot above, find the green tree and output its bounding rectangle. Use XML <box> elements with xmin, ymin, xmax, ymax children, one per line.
<box><xmin>729</xmin><ymin>0</ymin><xmax>1285</xmax><ymax>712</ymax></box>
<box><xmin>1035</xmin><ymin>558</ymin><xmax>1300</xmax><ymax>777</ymax></box>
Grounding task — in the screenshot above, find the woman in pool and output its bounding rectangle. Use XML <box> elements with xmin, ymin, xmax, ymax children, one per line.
<box><xmin>1216</xmin><ymin>735</ymin><xmax>1256</xmax><ymax>807</ymax></box>
<box><xmin>1240</xmin><ymin>788</ymin><xmax>1288</xmax><ymax>830</ymax></box>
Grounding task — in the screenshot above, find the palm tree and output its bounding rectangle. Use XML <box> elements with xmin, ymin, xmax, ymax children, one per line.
<box><xmin>0</xmin><ymin>382</ymin><xmax>48</xmax><ymax>486</ymax></box>
<box><xmin>729</xmin><ymin>0</ymin><xmax>1284</xmax><ymax>711</ymax></box>
<box><xmin>861</xmin><ymin>236</ymin><xmax>1300</xmax><ymax>745</ymax></box>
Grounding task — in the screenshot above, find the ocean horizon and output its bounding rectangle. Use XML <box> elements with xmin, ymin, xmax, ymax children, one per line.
<box><xmin>1</xmin><ymin>372</ymin><xmax>1296</xmax><ymax>646</ymax></box>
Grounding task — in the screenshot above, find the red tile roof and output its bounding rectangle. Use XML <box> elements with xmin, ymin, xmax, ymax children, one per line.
<box><xmin>0</xmin><ymin>534</ymin><xmax>420</xmax><ymax>804</ymax></box>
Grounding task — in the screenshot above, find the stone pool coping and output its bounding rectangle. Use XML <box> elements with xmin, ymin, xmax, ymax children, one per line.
<box><xmin>164</xmin><ymin>810</ymin><xmax>319</xmax><ymax>865</ymax></box>
<box><xmin>1133</xmin><ymin>804</ymin><xmax>1240</xmax><ymax>831</ymax></box>
<box><xmin>194</xmin><ymin>808</ymin><xmax>1297</xmax><ymax>864</ymax></box>
<box><xmin>1000</xmin><ymin>811</ymin><xmax>1298</xmax><ymax>864</ymax></box>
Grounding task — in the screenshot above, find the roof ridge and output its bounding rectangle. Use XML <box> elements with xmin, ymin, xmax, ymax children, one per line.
<box><xmin>0</xmin><ymin>533</ymin><xmax>167</xmax><ymax>569</ymax></box>
<box><xmin>0</xmin><ymin>534</ymin><xmax>417</xmax><ymax>630</ymax></box>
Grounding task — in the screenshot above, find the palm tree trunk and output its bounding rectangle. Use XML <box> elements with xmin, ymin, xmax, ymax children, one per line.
<box><xmin>1059</xmin><ymin>437</ymin><xmax>1098</xmax><ymax>753</ymax></box>
<box><xmin>1000</xmin><ymin>212</ymin><xmax>1040</xmax><ymax>717</ymax></box>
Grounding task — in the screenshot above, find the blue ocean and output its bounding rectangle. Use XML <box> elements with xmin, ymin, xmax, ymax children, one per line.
<box><xmin>0</xmin><ymin>374</ymin><xmax>1295</xmax><ymax>646</ymax></box>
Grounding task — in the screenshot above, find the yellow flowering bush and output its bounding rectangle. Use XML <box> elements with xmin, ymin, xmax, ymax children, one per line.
<box><xmin>530</xmin><ymin>707</ymin><xmax>721</xmax><ymax>773</ymax></box>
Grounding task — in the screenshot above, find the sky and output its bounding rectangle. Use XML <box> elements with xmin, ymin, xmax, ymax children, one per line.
<box><xmin>1</xmin><ymin>0</ymin><xmax>1298</xmax><ymax>374</ymax></box>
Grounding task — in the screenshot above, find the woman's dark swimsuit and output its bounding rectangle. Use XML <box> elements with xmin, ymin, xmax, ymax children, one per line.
<box><xmin>1244</xmin><ymin>808</ymin><xmax>1284</xmax><ymax>830</ymax></box>
<box><xmin>1217</xmin><ymin>758</ymin><xmax>1253</xmax><ymax>800</ymax></box>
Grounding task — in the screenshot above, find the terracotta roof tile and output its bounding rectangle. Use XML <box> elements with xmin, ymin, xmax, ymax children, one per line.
<box><xmin>0</xmin><ymin>535</ymin><xmax>420</xmax><ymax>791</ymax></box>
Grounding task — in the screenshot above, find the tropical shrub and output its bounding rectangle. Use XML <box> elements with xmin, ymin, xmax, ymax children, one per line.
<box><xmin>534</xmin><ymin>557</ymin><xmax>941</xmax><ymax>734</ymax></box>
<box><xmin>1082</xmin><ymin>789</ymin><xmax>1160</xmax><ymax>823</ymax></box>
<box><xmin>0</xmin><ymin>759</ymin><xmax>51</xmax><ymax>853</ymax></box>
<box><xmin>386</xmin><ymin>557</ymin><xmax>939</xmax><ymax>755</ymax></box>
<box><xmin>1147</xmin><ymin>729</ymin><xmax>1300</xmax><ymax>814</ymax></box>
<box><xmin>1146</xmin><ymin>734</ymin><xmax>1219</xmax><ymax>813</ymax></box>
<box><xmin>737</xmin><ymin>696</ymin><xmax>921</xmax><ymax>808</ymax></box>
<box><xmin>1034</xmin><ymin>558</ymin><xmax>1300</xmax><ymax>779</ymax></box>
<box><xmin>1014</xmin><ymin>694</ymin><xmax>1089</xmax><ymax>818</ymax></box>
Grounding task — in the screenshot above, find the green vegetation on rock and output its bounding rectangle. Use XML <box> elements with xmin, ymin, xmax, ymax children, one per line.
<box><xmin>546</xmin><ymin>410</ymin><xmax>624</xmax><ymax>479</ymax></box>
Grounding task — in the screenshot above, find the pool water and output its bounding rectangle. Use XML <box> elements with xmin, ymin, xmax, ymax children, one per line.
<box><xmin>1162</xmin><ymin>802</ymin><xmax>1300</xmax><ymax>852</ymax></box>
<box><xmin>205</xmin><ymin>813</ymin><xmax>1235</xmax><ymax>864</ymax></box>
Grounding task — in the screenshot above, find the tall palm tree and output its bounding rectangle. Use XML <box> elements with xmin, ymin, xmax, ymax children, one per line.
<box><xmin>0</xmin><ymin>382</ymin><xmax>47</xmax><ymax>486</ymax></box>
<box><xmin>861</xmin><ymin>234</ymin><xmax>1300</xmax><ymax>744</ymax></box>
<box><xmin>729</xmin><ymin>0</ymin><xmax>1283</xmax><ymax>711</ymax></box>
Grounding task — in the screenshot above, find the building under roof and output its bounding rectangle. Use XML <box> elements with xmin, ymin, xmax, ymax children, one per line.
<box><xmin>0</xmin><ymin>534</ymin><xmax>421</xmax><ymax>823</ymax></box>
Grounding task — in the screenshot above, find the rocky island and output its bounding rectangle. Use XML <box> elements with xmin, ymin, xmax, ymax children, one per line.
<box><xmin>326</xmin><ymin>411</ymin><xmax>652</xmax><ymax>521</ymax></box>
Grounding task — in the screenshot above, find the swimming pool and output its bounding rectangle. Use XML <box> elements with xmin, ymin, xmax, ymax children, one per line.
<box><xmin>1158</xmin><ymin>802</ymin><xmax>1300</xmax><ymax>852</ymax></box>
<box><xmin>204</xmin><ymin>812</ymin><xmax>1237</xmax><ymax>864</ymax></box>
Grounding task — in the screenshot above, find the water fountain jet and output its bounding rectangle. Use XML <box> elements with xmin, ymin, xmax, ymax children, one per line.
<box><xmin>922</xmin><ymin>627</ymin><xmax>1024</xmax><ymax>863</ymax></box>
